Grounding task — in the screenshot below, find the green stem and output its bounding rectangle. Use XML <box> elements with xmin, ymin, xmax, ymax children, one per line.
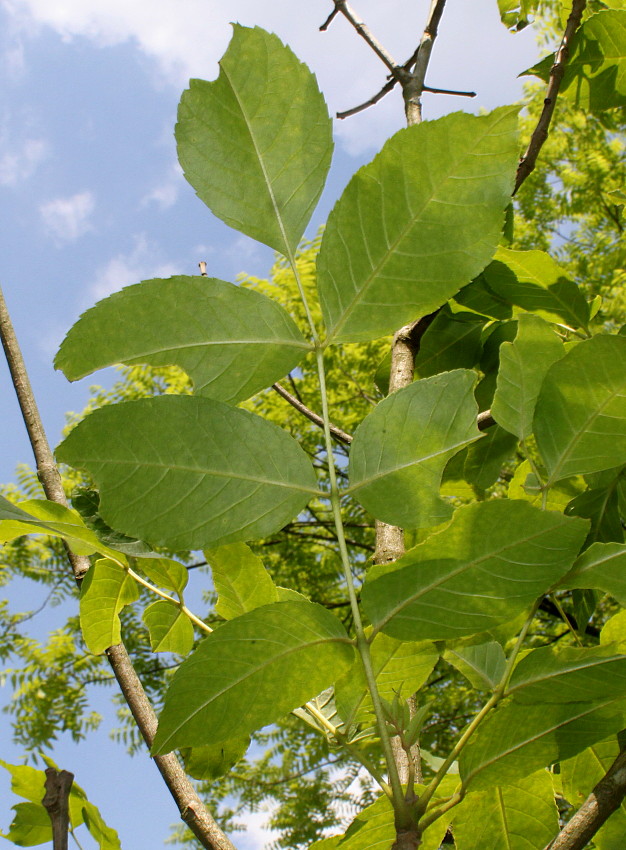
<box><xmin>124</xmin><ymin>564</ymin><xmax>213</xmax><ymax>634</ymax></box>
<box><xmin>285</xmin><ymin>248</ymin><xmax>410</xmax><ymax>825</ymax></box>
<box><xmin>416</xmin><ymin>600</ymin><xmax>540</xmax><ymax>817</ymax></box>
<box><xmin>304</xmin><ymin>702</ymin><xmax>393</xmax><ymax>798</ymax></box>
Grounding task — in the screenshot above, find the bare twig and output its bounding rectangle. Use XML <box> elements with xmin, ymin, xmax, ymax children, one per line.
<box><xmin>321</xmin><ymin>0</ymin><xmax>400</xmax><ymax>75</ymax></box>
<box><xmin>0</xmin><ymin>285</ymin><xmax>235</xmax><ymax>850</ymax></box>
<box><xmin>272</xmin><ymin>382</ymin><xmax>353</xmax><ymax>444</ymax></box>
<box><xmin>514</xmin><ymin>0</ymin><xmax>587</xmax><ymax>194</ymax></box>
<box><xmin>546</xmin><ymin>745</ymin><xmax>626</xmax><ymax>850</ymax></box>
<box><xmin>42</xmin><ymin>768</ymin><xmax>73</xmax><ymax>850</ymax></box>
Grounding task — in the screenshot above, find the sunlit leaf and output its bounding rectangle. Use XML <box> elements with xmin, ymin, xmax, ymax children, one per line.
<box><xmin>180</xmin><ymin>738</ymin><xmax>250</xmax><ymax>780</ymax></box>
<box><xmin>205</xmin><ymin>542</ymin><xmax>278</xmax><ymax>619</ymax></box>
<box><xmin>152</xmin><ymin>601</ymin><xmax>355</xmax><ymax>753</ymax></box>
<box><xmin>560</xmin><ymin>540</ymin><xmax>626</xmax><ymax>603</ymax></box>
<box><xmin>491</xmin><ymin>313</ymin><xmax>565</xmax><ymax>440</ymax></box>
<box><xmin>133</xmin><ymin>556</ymin><xmax>189</xmax><ymax>594</ymax></box>
<box><xmin>534</xmin><ymin>335</ymin><xmax>626</xmax><ymax>485</ymax></box>
<box><xmin>176</xmin><ymin>25</ymin><xmax>332</xmax><ymax>255</ymax></box>
<box><xmin>55</xmin><ymin>277</ymin><xmax>310</xmax><ymax>405</ymax></box>
<box><xmin>143</xmin><ymin>601</ymin><xmax>195</xmax><ymax>654</ymax></box>
<box><xmin>2</xmin><ymin>802</ymin><xmax>52</xmax><ymax>846</ymax></box>
<box><xmin>361</xmin><ymin>500</ymin><xmax>588</xmax><ymax>641</ymax></box>
<box><xmin>56</xmin><ymin>396</ymin><xmax>318</xmax><ymax>550</ymax></box>
<box><xmin>483</xmin><ymin>248</ymin><xmax>590</xmax><ymax>329</ymax></box>
<box><xmin>317</xmin><ymin>107</ymin><xmax>519</xmax><ymax>343</ymax></box>
<box><xmin>348</xmin><ymin>370</ymin><xmax>481</xmax><ymax>529</ymax></box>
<box><xmin>80</xmin><ymin>559</ymin><xmax>139</xmax><ymax>654</ymax></box>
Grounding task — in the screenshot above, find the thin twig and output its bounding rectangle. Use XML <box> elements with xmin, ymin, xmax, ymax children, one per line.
<box><xmin>403</xmin><ymin>0</ymin><xmax>448</xmax><ymax>125</ymax></box>
<box><xmin>0</xmin><ymin>285</ymin><xmax>235</xmax><ymax>850</ymax></box>
<box><xmin>272</xmin><ymin>382</ymin><xmax>353</xmax><ymax>444</ymax></box>
<box><xmin>321</xmin><ymin>0</ymin><xmax>400</xmax><ymax>75</ymax></box>
<box><xmin>514</xmin><ymin>0</ymin><xmax>587</xmax><ymax>194</ymax></box>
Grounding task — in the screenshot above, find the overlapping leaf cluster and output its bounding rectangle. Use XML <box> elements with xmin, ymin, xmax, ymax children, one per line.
<box><xmin>3</xmin><ymin>5</ymin><xmax>626</xmax><ymax>849</ymax></box>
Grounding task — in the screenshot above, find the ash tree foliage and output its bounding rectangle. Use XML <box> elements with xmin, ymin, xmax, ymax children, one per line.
<box><xmin>3</xmin><ymin>2</ymin><xmax>626</xmax><ymax>850</ymax></box>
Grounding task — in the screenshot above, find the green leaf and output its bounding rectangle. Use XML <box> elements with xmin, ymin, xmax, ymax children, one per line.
<box><xmin>560</xmin><ymin>541</ymin><xmax>626</xmax><ymax>603</ymax></box>
<box><xmin>317</xmin><ymin>107</ymin><xmax>520</xmax><ymax>343</ymax></box>
<box><xmin>56</xmin><ymin>395</ymin><xmax>318</xmax><ymax>550</ymax></box>
<box><xmin>453</xmin><ymin>274</ymin><xmax>512</xmax><ymax>320</ymax></box>
<box><xmin>347</xmin><ymin>370</ymin><xmax>481</xmax><ymax>529</ymax></box>
<box><xmin>55</xmin><ymin>277</ymin><xmax>310</xmax><ymax>405</ymax></box>
<box><xmin>205</xmin><ymin>542</ymin><xmax>278</xmax><ymax>619</ymax></box>
<box><xmin>463</xmin><ymin>425</ymin><xmax>518</xmax><ymax>490</ymax></box>
<box><xmin>181</xmin><ymin>737</ymin><xmax>250</xmax><ymax>780</ymax></box>
<box><xmin>525</xmin><ymin>11</ymin><xmax>626</xmax><ymax>112</ymax></box>
<box><xmin>80</xmin><ymin>559</ymin><xmax>139</xmax><ymax>654</ymax></box>
<box><xmin>133</xmin><ymin>556</ymin><xmax>189</xmax><ymax>594</ymax></box>
<box><xmin>460</xmin><ymin>645</ymin><xmax>626</xmax><ymax>788</ymax></box>
<box><xmin>452</xmin><ymin>770</ymin><xmax>558</xmax><ymax>849</ymax></box>
<box><xmin>534</xmin><ymin>335</ymin><xmax>626</xmax><ymax>486</ymax></box>
<box><xmin>176</xmin><ymin>25</ymin><xmax>332</xmax><ymax>255</ymax></box>
<box><xmin>152</xmin><ymin>601</ymin><xmax>355</xmax><ymax>753</ymax></box>
<box><xmin>566</xmin><ymin>482</ymin><xmax>624</xmax><ymax>545</ymax></box>
<box><xmin>0</xmin><ymin>761</ymin><xmax>45</xmax><ymax>804</ymax></box>
<box><xmin>483</xmin><ymin>248</ymin><xmax>590</xmax><ymax>329</ymax></box>
<box><xmin>0</xmin><ymin>496</ymin><xmax>125</xmax><ymax>561</ymax></box>
<box><xmin>414</xmin><ymin>311</ymin><xmax>484</xmax><ymax>379</ymax></box>
<box><xmin>143</xmin><ymin>601</ymin><xmax>194</xmax><ymax>654</ymax></box>
<box><xmin>497</xmin><ymin>0</ymin><xmax>538</xmax><ymax>31</ymax></box>
<box><xmin>335</xmin><ymin>634</ymin><xmax>438</xmax><ymax>726</ymax></box>
<box><xmin>507</xmin><ymin>460</ymin><xmax>584</xmax><ymax>510</ymax></box>
<box><xmin>361</xmin><ymin>500</ymin><xmax>588</xmax><ymax>641</ymax></box>
<box><xmin>3</xmin><ymin>802</ymin><xmax>52</xmax><ymax>846</ymax></box>
<box><xmin>445</xmin><ymin>641</ymin><xmax>506</xmax><ymax>691</ymax></box>
<box><xmin>81</xmin><ymin>800</ymin><xmax>121</xmax><ymax>850</ymax></box>
<box><xmin>71</xmin><ymin>488</ymin><xmax>152</xmax><ymax>556</ymax></box>
<box><xmin>491</xmin><ymin>313</ymin><xmax>565</xmax><ymax>440</ymax></box>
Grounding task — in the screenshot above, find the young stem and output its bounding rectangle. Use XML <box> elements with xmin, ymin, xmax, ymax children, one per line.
<box><xmin>285</xmin><ymin>251</ymin><xmax>411</xmax><ymax>826</ymax></box>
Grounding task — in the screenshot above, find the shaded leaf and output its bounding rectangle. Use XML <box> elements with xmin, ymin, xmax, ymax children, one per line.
<box><xmin>413</xmin><ymin>311</ymin><xmax>484</xmax><ymax>379</ymax></box>
<box><xmin>56</xmin><ymin>395</ymin><xmax>318</xmax><ymax>550</ymax></box>
<box><xmin>205</xmin><ymin>542</ymin><xmax>278</xmax><ymax>619</ymax></box>
<box><xmin>483</xmin><ymin>248</ymin><xmax>590</xmax><ymax>329</ymax></box>
<box><xmin>317</xmin><ymin>107</ymin><xmax>519</xmax><ymax>343</ymax></box>
<box><xmin>491</xmin><ymin>313</ymin><xmax>565</xmax><ymax>440</ymax></box>
<box><xmin>534</xmin><ymin>335</ymin><xmax>626</xmax><ymax>486</ymax></box>
<box><xmin>452</xmin><ymin>770</ymin><xmax>558</xmax><ymax>849</ymax></box>
<box><xmin>348</xmin><ymin>370</ymin><xmax>481</xmax><ymax>529</ymax></box>
<box><xmin>460</xmin><ymin>646</ymin><xmax>626</xmax><ymax>788</ymax></box>
<box><xmin>80</xmin><ymin>559</ymin><xmax>139</xmax><ymax>654</ymax></box>
<box><xmin>71</xmin><ymin>488</ymin><xmax>151</xmax><ymax>556</ymax></box>
<box><xmin>55</xmin><ymin>277</ymin><xmax>310</xmax><ymax>405</ymax></box>
<box><xmin>445</xmin><ymin>641</ymin><xmax>506</xmax><ymax>691</ymax></box>
<box><xmin>453</xmin><ymin>274</ymin><xmax>512</xmax><ymax>320</ymax></box>
<box><xmin>560</xmin><ymin>540</ymin><xmax>626</xmax><ymax>603</ymax></box>
<box><xmin>361</xmin><ymin>500</ymin><xmax>587</xmax><ymax>641</ymax></box>
<box><xmin>176</xmin><ymin>25</ymin><xmax>332</xmax><ymax>255</ymax></box>
<box><xmin>463</xmin><ymin>425</ymin><xmax>518</xmax><ymax>490</ymax></box>
<box><xmin>181</xmin><ymin>737</ymin><xmax>250</xmax><ymax>780</ymax></box>
<box><xmin>143</xmin><ymin>601</ymin><xmax>195</xmax><ymax>654</ymax></box>
<box><xmin>152</xmin><ymin>601</ymin><xmax>355</xmax><ymax>753</ymax></box>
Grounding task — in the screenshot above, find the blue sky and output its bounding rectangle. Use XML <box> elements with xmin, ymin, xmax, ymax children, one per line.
<box><xmin>0</xmin><ymin>1</ymin><xmax>542</xmax><ymax>847</ymax></box>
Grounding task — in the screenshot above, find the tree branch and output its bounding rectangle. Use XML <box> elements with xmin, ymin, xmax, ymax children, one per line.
<box><xmin>514</xmin><ymin>0</ymin><xmax>587</xmax><ymax>194</ymax></box>
<box><xmin>0</xmin><ymin>285</ymin><xmax>235</xmax><ymax>850</ymax></box>
<box><xmin>547</xmin><ymin>745</ymin><xmax>626</xmax><ymax>850</ymax></box>
<box><xmin>42</xmin><ymin>768</ymin><xmax>73</xmax><ymax>850</ymax></box>
<box><xmin>272</xmin><ymin>382</ymin><xmax>353</xmax><ymax>444</ymax></box>
<box><xmin>321</xmin><ymin>0</ymin><xmax>400</xmax><ymax>74</ymax></box>
<box><xmin>402</xmin><ymin>0</ymin><xmax>448</xmax><ymax>125</ymax></box>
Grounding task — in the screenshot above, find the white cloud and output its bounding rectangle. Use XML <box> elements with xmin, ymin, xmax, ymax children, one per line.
<box><xmin>140</xmin><ymin>162</ymin><xmax>183</xmax><ymax>210</ymax></box>
<box><xmin>39</xmin><ymin>190</ymin><xmax>95</xmax><ymax>242</ymax></box>
<box><xmin>0</xmin><ymin>136</ymin><xmax>47</xmax><ymax>185</ymax></box>
<box><xmin>90</xmin><ymin>234</ymin><xmax>178</xmax><ymax>300</ymax></box>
